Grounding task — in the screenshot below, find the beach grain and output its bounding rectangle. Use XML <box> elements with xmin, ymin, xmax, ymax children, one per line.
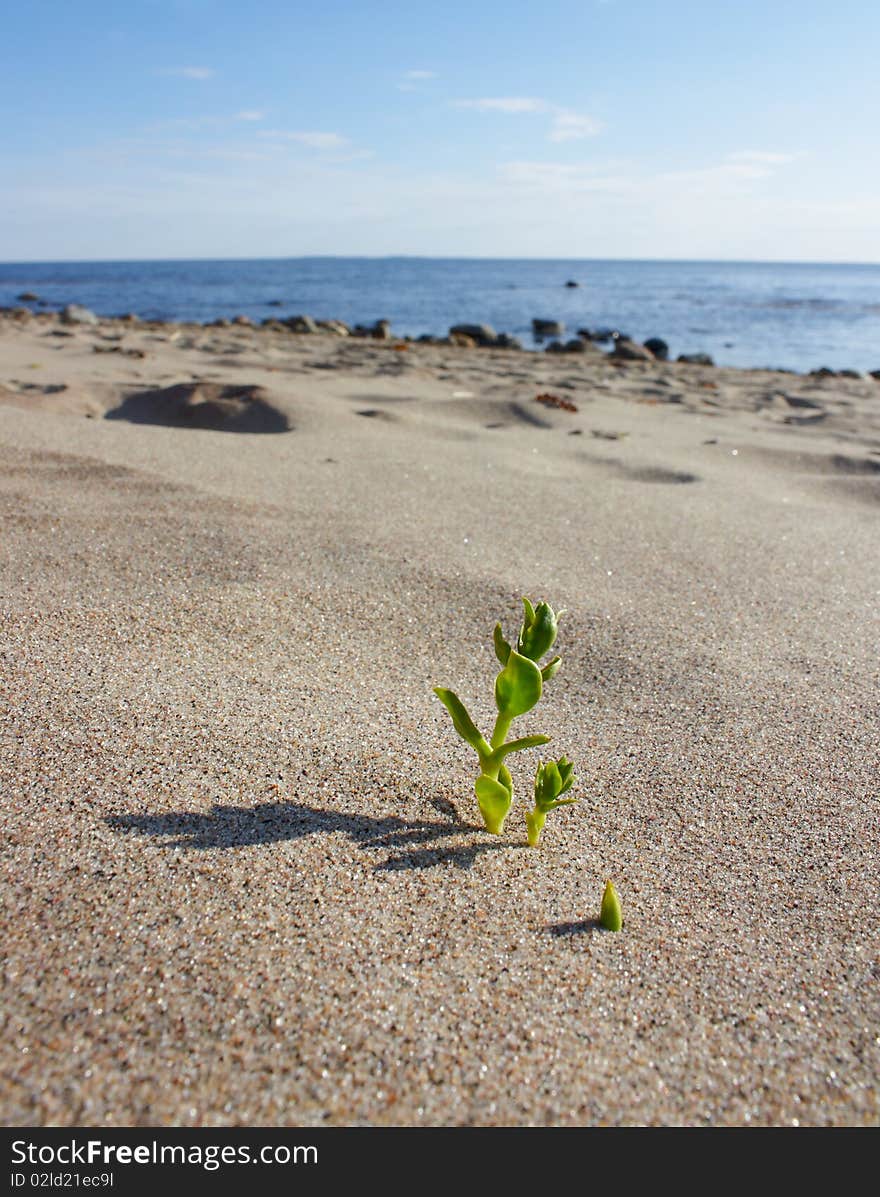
<box><xmin>2</xmin><ymin>310</ymin><xmax>878</xmax><ymax>1126</ymax></box>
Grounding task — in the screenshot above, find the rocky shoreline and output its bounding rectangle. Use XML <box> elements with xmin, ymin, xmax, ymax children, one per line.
<box><xmin>4</xmin><ymin>299</ymin><xmax>878</xmax><ymax>379</ymax></box>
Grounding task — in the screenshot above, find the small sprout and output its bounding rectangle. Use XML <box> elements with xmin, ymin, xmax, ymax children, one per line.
<box><xmin>599</xmin><ymin>879</ymin><xmax>622</xmax><ymax>931</ymax></box>
<box><xmin>526</xmin><ymin>756</ymin><xmax>577</xmax><ymax>847</ymax></box>
<box><xmin>434</xmin><ymin>598</ymin><xmax>572</xmax><ymax>836</ymax></box>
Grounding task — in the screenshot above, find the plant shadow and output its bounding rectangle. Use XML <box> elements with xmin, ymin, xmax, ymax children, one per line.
<box><xmin>106</xmin><ymin>799</ymin><xmax>507</xmax><ymax>871</ymax></box>
<box><xmin>547</xmin><ymin>918</ymin><xmax>604</xmax><ymax>937</ymax></box>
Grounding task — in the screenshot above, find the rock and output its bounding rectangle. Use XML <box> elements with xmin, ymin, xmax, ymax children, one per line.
<box><xmin>559</xmin><ymin>338</ymin><xmax>596</xmax><ymax>354</ymax></box>
<box><xmin>809</xmin><ymin>367</ymin><xmax>837</xmax><ymax>377</ymax></box>
<box><xmin>353</xmin><ymin>318</ymin><xmax>392</xmax><ymax>339</ymax></box>
<box><xmin>578</xmin><ymin>327</ymin><xmax>630</xmax><ymax>344</ymax></box>
<box><xmin>838</xmin><ymin>369</ymin><xmax>862</xmax><ymax>379</ymax></box>
<box><xmin>285</xmin><ymin>314</ymin><xmax>319</xmax><ymax>333</ymax></box>
<box><xmin>449</xmin><ymin>332</ymin><xmax>477</xmax><ymax>348</ymax></box>
<box><xmin>60</xmin><ymin>303</ymin><xmax>99</xmax><ymax>325</ymax></box>
<box><xmin>17</xmin><ymin>291</ymin><xmax>40</xmax><ymax>302</ymax></box>
<box><xmin>494</xmin><ymin>333</ymin><xmax>523</xmax><ymax>350</ymax></box>
<box><xmin>105</xmin><ymin>382</ymin><xmax>290</xmax><ymax>434</ymax></box>
<box><xmin>261</xmin><ymin>319</ymin><xmax>287</xmax><ymax>332</ymax></box>
<box><xmin>564</xmin><ymin>280</ymin><xmax>579</xmax><ymax>288</ymax></box>
<box><xmin>613</xmin><ymin>338</ymin><xmax>655</xmax><ymax>362</ymax></box>
<box><xmin>548</xmin><ymin>339</ymin><xmax>601</xmax><ymax>354</ymax></box>
<box><xmin>532</xmin><ymin>318</ymin><xmax>565</xmax><ymax>338</ymax></box>
<box><xmin>232</xmin><ymin>315</ymin><xmax>254</xmax><ymax>326</ymax></box>
<box><xmin>643</xmin><ymin>337</ymin><xmax>669</xmax><ymax>361</ymax></box>
<box><xmin>869</xmin><ymin>369</ymin><xmax>880</xmax><ymax>381</ymax></box>
<box><xmin>449</xmin><ymin>323</ymin><xmax>498</xmax><ymax>347</ymax></box>
<box><xmin>117</xmin><ymin>313</ymin><xmax>140</xmax><ymax>324</ymax></box>
<box><xmin>677</xmin><ymin>352</ymin><xmax>715</xmax><ymax>366</ymax></box>
<box><xmin>208</xmin><ymin>318</ymin><xmax>231</xmax><ymax>327</ymax></box>
<box><xmin>316</xmin><ymin>319</ymin><xmax>351</xmax><ymax>336</ymax></box>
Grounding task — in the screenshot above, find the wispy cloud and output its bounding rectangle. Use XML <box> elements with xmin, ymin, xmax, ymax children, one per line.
<box><xmin>549</xmin><ymin>110</ymin><xmax>604</xmax><ymax>141</ymax></box>
<box><xmin>161</xmin><ymin>66</ymin><xmax>215</xmax><ymax>81</ymax></box>
<box><xmin>454</xmin><ymin>96</ymin><xmax>603</xmax><ymax>140</ymax></box>
<box><xmin>235</xmin><ymin>109</ymin><xmax>266</xmax><ymax>122</ymax></box>
<box><xmin>454</xmin><ymin>96</ymin><xmax>546</xmax><ymax>114</ymax></box>
<box><xmin>397</xmin><ymin>68</ymin><xmax>438</xmax><ymax>92</ymax></box>
<box><xmin>499</xmin><ymin>160</ymin><xmax>629</xmax><ymax>192</ymax></box>
<box><xmin>258</xmin><ymin>130</ymin><xmax>349</xmax><ymax>150</ymax></box>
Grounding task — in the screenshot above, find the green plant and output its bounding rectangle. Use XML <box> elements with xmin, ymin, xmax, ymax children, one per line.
<box><xmin>599</xmin><ymin>879</ymin><xmax>622</xmax><ymax>931</ymax></box>
<box><xmin>526</xmin><ymin>756</ymin><xmax>577</xmax><ymax>846</ymax></box>
<box><xmin>434</xmin><ymin>598</ymin><xmax>568</xmax><ymax>836</ymax></box>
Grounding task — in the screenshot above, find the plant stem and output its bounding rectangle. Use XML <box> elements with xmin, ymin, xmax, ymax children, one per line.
<box><xmin>526</xmin><ymin>808</ymin><xmax>546</xmax><ymax>848</ymax></box>
<box><xmin>490</xmin><ymin>712</ymin><xmax>513</xmax><ymax>751</ymax></box>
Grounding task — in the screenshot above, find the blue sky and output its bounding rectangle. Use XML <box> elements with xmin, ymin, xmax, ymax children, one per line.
<box><xmin>2</xmin><ymin>0</ymin><xmax>878</xmax><ymax>261</ymax></box>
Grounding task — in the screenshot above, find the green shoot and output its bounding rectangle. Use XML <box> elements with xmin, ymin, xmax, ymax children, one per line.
<box><xmin>434</xmin><ymin>598</ymin><xmax>566</xmax><ymax>835</ymax></box>
<box><xmin>599</xmin><ymin>880</ymin><xmax>623</xmax><ymax>931</ymax></box>
<box><xmin>526</xmin><ymin>755</ymin><xmax>577</xmax><ymax>847</ymax></box>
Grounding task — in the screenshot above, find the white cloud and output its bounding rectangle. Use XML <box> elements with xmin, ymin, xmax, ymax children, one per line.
<box><xmin>235</xmin><ymin>109</ymin><xmax>266</xmax><ymax>122</ymax></box>
<box><xmin>455</xmin><ymin>96</ymin><xmax>548</xmax><ymax>114</ymax></box>
<box><xmin>404</xmin><ymin>70</ymin><xmax>436</xmax><ymax>80</ymax></box>
<box><xmin>726</xmin><ymin>150</ymin><xmax>799</xmax><ymax>165</ymax></box>
<box><xmin>258</xmin><ymin>130</ymin><xmax>349</xmax><ymax>150</ymax></box>
<box><xmin>162</xmin><ymin>66</ymin><xmax>215</xmax><ymax>80</ymax></box>
<box><xmin>549</xmin><ymin>110</ymin><xmax>604</xmax><ymax>141</ymax></box>
<box><xmin>499</xmin><ymin>160</ymin><xmax>629</xmax><ymax>193</ymax></box>
<box><xmin>454</xmin><ymin>97</ymin><xmax>603</xmax><ymax>141</ymax></box>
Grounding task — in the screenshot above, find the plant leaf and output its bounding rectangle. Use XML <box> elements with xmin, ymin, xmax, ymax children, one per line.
<box><xmin>599</xmin><ymin>880</ymin><xmax>623</xmax><ymax>932</ymax></box>
<box><xmin>494</xmin><ymin>650</ymin><xmax>542</xmax><ymax>717</ymax></box>
<box><xmin>496</xmin><ymin>733</ymin><xmax>551</xmax><ymax>760</ymax></box>
<box><xmin>493</xmin><ymin>622</ymin><xmax>512</xmax><ymax>666</ymax></box>
<box><xmin>475</xmin><ymin>774</ymin><xmax>513</xmax><ymax>835</ymax></box>
<box><xmin>433</xmin><ymin>687</ymin><xmax>489</xmax><ymax>754</ymax></box>
<box><xmin>541</xmin><ymin>656</ymin><xmax>561</xmax><ymax>683</ymax></box>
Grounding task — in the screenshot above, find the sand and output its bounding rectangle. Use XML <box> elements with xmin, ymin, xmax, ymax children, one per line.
<box><xmin>1</xmin><ymin>309</ymin><xmax>878</xmax><ymax>1127</ymax></box>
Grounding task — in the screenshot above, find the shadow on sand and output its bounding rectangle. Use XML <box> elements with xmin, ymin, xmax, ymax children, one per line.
<box><xmin>107</xmin><ymin>797</ymin><xmax>508</xmax><ymax>871</ymax></box>
<box><xmin>546</xmin><ymin>919</ymin><xmax>604</xmax><ymax>938</ymax></box>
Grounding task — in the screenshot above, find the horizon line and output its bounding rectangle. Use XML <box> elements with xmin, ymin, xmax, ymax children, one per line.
<box><xmin>1</xmin><ymin>253</ymin><xmax>879</xmax><ymax>269</ymax></box>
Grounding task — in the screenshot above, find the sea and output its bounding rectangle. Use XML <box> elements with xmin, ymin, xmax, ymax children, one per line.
<box><xmin>1</xmin><ymin>257</ymin><xmax>878</xmax><ymax>374</ymax></box>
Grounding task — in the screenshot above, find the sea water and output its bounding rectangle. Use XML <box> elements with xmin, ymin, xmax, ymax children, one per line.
<box><xmin>1</xmin><ymin>257</ymin><xmax>878</xmax><ymax>374</ymax></box>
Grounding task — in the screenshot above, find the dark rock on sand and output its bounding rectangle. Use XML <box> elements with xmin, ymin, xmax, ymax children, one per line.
<box><xmin>552</xmin><ymin>338</ymin><xmax>599</xmax><ymax>354</ymax></box>
<box><xmin>678</xmin><ymin>352</ymin><xmax>715</xmax><ymax>366</ymax></box>
<box><xmin>579</xmin><ymin>327</ymin><xmax>628</xmax><ymax>344</ymax></box>
<box><xmin>285</xmin><ymin>314</ymin><xmax>320</xmax><ymax>333</ymax></box>
<box><xmin>532</xmin><ymin>318</ymin><xmax>565</xmax><ymax>338</ymax></box>
<box><xmin>869</xmin><ymin>369</ymin><xmax>880</xmax><ymax>381</ymax></box>
<box><xmin>316</xmin><ymin>319</ymin><xmax>351</xmax><ymax>336</ymax></box>
<box><xmin>353</xmin><ymin>319</ymin><xmax>392</xmax><ymax>340</ymax></box>
<box><xmin>61</xmin><ymin>304</ymin><xmax>99</xmax><ymax>326</ymax></box>
<box><xmin>643</xmin><ymin>337</ymin><xmax>670</xmax><ymax>361</ymax></box>
<box><xmin>494</xmin><ymin>333</ymin><xmax>523</xmax><ymax>350</ymax></box>
<box><xmin>105</xmin><ymin>382</ymin><xmax>290</xmax><ymax>434</ymax></box>
<box><xmin>613</xmin><ymin>338</ymin><xmax>655</xmax><ymax>362</ymax></box>
<box><xmin>449</xmin><ymin>323</ymin><xmax>498</xmax><ymax>347</ymax></box>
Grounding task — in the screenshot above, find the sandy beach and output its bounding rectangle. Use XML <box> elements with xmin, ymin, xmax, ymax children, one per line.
<box><xmin>1</xmin><ymin>307</ymin><xmax>878</xmax><ymax>1126</ymax></box>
